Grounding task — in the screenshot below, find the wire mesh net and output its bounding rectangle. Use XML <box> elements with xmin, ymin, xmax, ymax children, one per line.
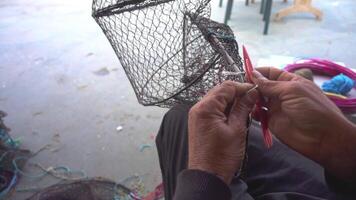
<box><xmin>27</xmin><ymin>178</ymin><xmax>139</xmax><ymax>200</ymax></box>
<box><xmin>17</xmin><ymin>3</ymin><xmax>246</xmax><ymax>199</ymax></box>
<box><xmin>92</xmin><ymin>0</ymin><xmax>245</xmax><ymax>107</ymax></box>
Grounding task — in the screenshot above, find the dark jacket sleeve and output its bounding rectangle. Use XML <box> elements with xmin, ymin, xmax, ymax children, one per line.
<box><xmin>173</xmin><ymin>169</ymin><xmax>231</xmax><ymax>200</ymax></box>
<box><xmin>324</xmin><ymin>170</ymin><xmax>356</xmax><ymax>195</ymax></box>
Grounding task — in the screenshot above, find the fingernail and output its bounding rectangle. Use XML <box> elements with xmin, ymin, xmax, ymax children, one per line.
<box><xmin>252</xmin><ymin>70</ymin><xmax>267</xmax><ymax>80</ymax></box>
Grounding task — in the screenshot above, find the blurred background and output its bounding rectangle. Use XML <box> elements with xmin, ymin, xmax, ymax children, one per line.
<box><xmin>0</xmin><ymin>0</ymin><xmax>355</xmax><ymax>199</ymax></box>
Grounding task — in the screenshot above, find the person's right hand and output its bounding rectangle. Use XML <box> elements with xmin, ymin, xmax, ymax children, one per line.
<box><xmin>252</xmin><ymin>67</ymin><xmax>356</xmax><ymax>180</ymax></box>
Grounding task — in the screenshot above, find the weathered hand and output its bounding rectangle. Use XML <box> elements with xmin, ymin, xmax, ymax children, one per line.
<box><xmin>252</xmin><ymin>67</ymin><xmax>356</xmax><ymax>180</ymax></box>
<box><xmin>188</xmin><ymin>81</ymin><xmax>258</xmax><ymax>184</ymax></box>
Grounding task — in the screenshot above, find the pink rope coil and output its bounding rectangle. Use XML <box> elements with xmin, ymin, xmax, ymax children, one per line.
<box><xmin>284</xmin><ymin>59</ymin><xmax>356</xmax><ymax>113</ymax></box>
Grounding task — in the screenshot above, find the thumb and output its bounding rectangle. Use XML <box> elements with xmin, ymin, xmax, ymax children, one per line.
<box><xmin>252</xmin><ymin>70</ymin><xmax>284</xmax><ymax>98</ymax></box>
<box><xmin>228</xmin><ymin>89</ymin><xmax>258</xmax><ymax>128</ymax></box>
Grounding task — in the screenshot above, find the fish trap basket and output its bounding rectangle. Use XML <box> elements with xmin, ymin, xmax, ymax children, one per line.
<box><xmin>92</xmin><ymin>0</ymin><xmax>245</xmax><ymax>107</ymax></box>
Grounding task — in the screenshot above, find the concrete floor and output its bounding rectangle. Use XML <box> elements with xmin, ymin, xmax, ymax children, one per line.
<box><xmin>0</xmin><ymin>0</ymin><xmax>355</xmax><ymax>199</ymax></box>
<box><xmin>214</xmin><ymin>0</ymin><xmax>356</xmax><ymax>68</ymax></box>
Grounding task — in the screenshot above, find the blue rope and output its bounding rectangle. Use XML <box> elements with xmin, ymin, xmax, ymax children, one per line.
<box><xmin>0</xmin><ymin>129</ymin><xmax>20</xmax><ymax>149</ymax></box>
<box><xmin>0</xmin><ymin>127</ymin><xmax>18</xmax><ymax>199</ymax></box>
<box><xmin>0</xmin><ymin>173</ymin><xmax>17</xmax><ymax>199</ymax></box>
<box><xmin>207</xmin><ymin>28</ymin><xmax>235</xmax><ymax>40</ymax></box>
<box><xmin>12</xmin><ymin>157</ymin><xmax>87</xmax><ymax>179</ymax></box>
<box><xmin>12</xmin><ymin>157</ymin><xmax>48</xmax><ymax>179</ymax></box>
<box><xmin>322</xmin><ymin>73</ymin><xmax>355</xmax><ymax>95</ymax></box>
<box><xmin>0</xmin><ymin>153</ymin><xmax>87</xmax><ymax>198</ymax></box>
<box><xmin>0</xmin><ymin>151</ymin><xmax>11</xmax><ymax>167</ymax></box>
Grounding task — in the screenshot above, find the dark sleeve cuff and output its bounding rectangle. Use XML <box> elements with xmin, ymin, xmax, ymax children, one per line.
<box><xmin>324</xmin><ymin>170</ymin><xmax>356</xmax><ymax>195</ymax></box>
<box><xmin>173</xmin><ymin>169</ymin><xmax>231</xmax><ymax>200</ymax></box>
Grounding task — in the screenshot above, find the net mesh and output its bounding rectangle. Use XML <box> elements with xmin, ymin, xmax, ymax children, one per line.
<box><xmin>27</xmin><ymin>178</ymin><xmax>137</xmax><ymax>200</ymax></box>
<box><xmin>18</xmin><ymin>2</ymin><xmax>246</xmax><ymax>199</ymax></box>
<box><xmin>92</xmin><ymin>0</ymin><xmax>245</xmax><ymax>107</ymax></box>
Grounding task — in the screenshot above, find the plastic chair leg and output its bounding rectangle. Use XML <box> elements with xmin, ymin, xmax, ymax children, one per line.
<box><xmin>263</xmin><ymin>0</ymin><xmax>272</xmax><ymax>35</ymax></box>
<box><xmin>224</xmin><ymin>0</ymin><xmax>234</xmax><ymax>24</ymax></box>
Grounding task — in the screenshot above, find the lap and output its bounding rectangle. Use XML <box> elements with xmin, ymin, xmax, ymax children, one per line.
<box><xmin>155</xmin><ymin>104</ymin><xmax>349</xmax><ymax>200</ymax></box>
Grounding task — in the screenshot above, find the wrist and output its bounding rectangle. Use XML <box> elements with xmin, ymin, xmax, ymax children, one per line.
<box><xmin>320</xmin><ymin>115</ymin><xmax>356</xmax><ymax>180</ymax></box>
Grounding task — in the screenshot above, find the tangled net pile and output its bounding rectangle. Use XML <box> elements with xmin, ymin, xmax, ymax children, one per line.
<box><xmin>92</xmin><ymin>0</ymin><xmax>245</xmax><ymax>107</ymax></box>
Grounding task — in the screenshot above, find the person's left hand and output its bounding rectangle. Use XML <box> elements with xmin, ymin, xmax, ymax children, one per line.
<box><xmin>188</xmin><ymin>81</ymin><xmax>258</xmax><ymax>184</ymax></box>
